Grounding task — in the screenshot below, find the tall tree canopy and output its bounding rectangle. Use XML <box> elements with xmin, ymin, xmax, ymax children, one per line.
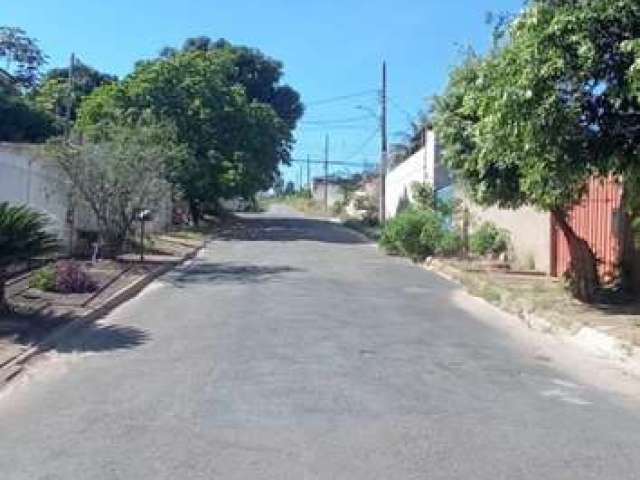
<box><xmin>0</xmin><ymin>26</ymin><xmax>47</xmax><ymax>89</ymax></box>
<box><xmin>0</xmin><ymin>26</ymin><xmax>59</xmax><ymax>142</ymax></box>
<box><xmin>434</xmin><ymin>0</ymin><xmax>640</xmax><ymax>302</ymax></box>
<box><xmin>33</xmin><ymin>60</ymin><xmax>116</xmax><ymax>120</ymax></box>
<box><xmin>78</xmin><ymin>39</ymin><xmax>303</xmax><ymax>221</ymax></box>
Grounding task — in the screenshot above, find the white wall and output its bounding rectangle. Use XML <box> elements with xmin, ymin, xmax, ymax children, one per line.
<box><xmin>0</xmin><ymin>143</ymin><xmax>173</xmax><ymax>253</ymax></box>
<box><xmin>385</xmin><ymin>129</ymin><xmax>450</xmax><ymax>219</ymax></box>
<box><xmin>312</xmin><ymin>181</ymin><xmax>345</xmax><ymax>207</ymax></box>
<box><xmin>0</xmin><ymin>143</ymin><xmax>72</xmax><ymax>246</ymax></box>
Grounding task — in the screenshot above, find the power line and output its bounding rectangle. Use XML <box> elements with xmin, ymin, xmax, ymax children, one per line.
<box><xmin>297</xmin><ymin>124</ymin><xmax>374</xmax><ymax>131</ymax></box>
<box><xmin>387</xmin><ymin>95</ymin><xmax>416</xmax><ymax>125</ymax></box>
<box><xmin>300</xmin><ymin>114</ymin><xmax>375</xmax><ymax>125</ymax></box>
<box><xmin>289</xmin><ymin>158</ymin><xmax>376</xmax><ymax>167</ymax></box>
<box><xmin>343</xmin><ymin>127</ymin><xmax>379</xmax><ymax>161</ymax></box>
<box><xmin>304</xmin><ymin>89</ymin><xmax>378</xmax><ymax>107</ymax></box>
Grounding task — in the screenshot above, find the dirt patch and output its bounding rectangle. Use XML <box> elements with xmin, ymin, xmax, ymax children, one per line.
<box><xmin>426</xmin><ymin>258</ymin><xmax>640</xmax><ymax>350</ymax></box>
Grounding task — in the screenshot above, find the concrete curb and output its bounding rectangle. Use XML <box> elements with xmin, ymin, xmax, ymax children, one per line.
<box><xmin>0</xmin><ymin>245</ymin><xmax>203</xmax><ymax>389</ymax></box>
<box><xmin>424</xmin><ymin>259</ymin><xmax>640</xmax><ymax>364</ymax></box>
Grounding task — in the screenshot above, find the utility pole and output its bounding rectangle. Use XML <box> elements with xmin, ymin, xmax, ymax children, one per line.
<box><xmin>306</xmin><ymin>155</ymin><xmax>311</xmax><ymax>191</ymax></box>
<box><xmin>65</xmin><ymin>53</ymin><xmax>75</xmax><ymax>139</ymax></box>
<box><xmin>299</xmin><ymin>164</ymin><xmax>303</xmax><ymax>191</ymax></box>
<box><xmin>379</xmin><ymin>61</ymin><xmax>388</xmax><ymax>224</ymax></box>
<box><xmin>324</xmin><ymin>134</ymin><xmax>329</xmax><ymax>211</ymax></box>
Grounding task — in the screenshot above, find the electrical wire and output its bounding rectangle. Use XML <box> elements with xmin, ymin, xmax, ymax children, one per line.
<box><xmin>300</xmin><ymin>114</ymin><xmax>374</xmax><ymax>125</ymax></box>
<box><xmin>304</xmin><ymin>89</ymin><xmax>378</xmax><ymax>107</ymax></box>
<box><xmin>343</xmin><ymin>128</ymin><xmax>379</xmax><ymax>161</ymax></box>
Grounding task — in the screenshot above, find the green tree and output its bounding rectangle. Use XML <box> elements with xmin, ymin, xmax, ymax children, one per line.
<box><xmin>47</xmin><ymin>122</ymin><xmax>187</xmax><ymax>251</ymax></box>
<box><xmin>0</xmin><ymin>202</ymin><xmax>58</xmax><ymax>312</ymax></box>
<box><xmin>0</xmin><ymin>87</ymin><xmax>60</xmax><ymax>142</ymax></box>
<box><xmin>0</xmin><ymin>26</ymin><xmax>58</xmax><ymax>142</ymax></box>
<box><xmin>0</xmin><ymin>26</ymin><xmax>47</xmax><ymax>89</ymax></box>
<box><xmin>33</xmin><ymin>61</ymin><xmax>116</xmax><ymax>120</ymax></box>
<box><xmin>164</xmin><ymin>36</ymin><xmax>304</xmax><ymax>130</ymax></box>
<box><xmin>434</xmin><ymin>1</ymin><xmax>640</xmax><ymax>302</ymax></box>
<box><xmin>78</xmin><ymin>43</ymin><xmax>302</xmax><ymax>223</ymax></box>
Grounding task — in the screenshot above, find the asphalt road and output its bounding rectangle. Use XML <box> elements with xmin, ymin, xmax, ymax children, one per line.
<box><xmin>2</xmin><ymin>205</ymin><xmax>640</xmax><ymax>479</ymax></box>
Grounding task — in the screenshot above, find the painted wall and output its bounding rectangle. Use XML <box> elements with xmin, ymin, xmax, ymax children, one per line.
<box><xmin>312</xmin><ymin>180</ymin><xmax>345</xmax><ymax>208</ymax></box>
<box><xmin>0</xmin><ymin>143</ymin><xmax>173</xmax><ymax>253</ymax></box>
<box><xmin>0</xmin><ymin>143</ymin><xmax>73</xmax><ymax>246</ymax></box>
<box><xmin>385</xmin><ymin>129</ymin><xmax>451</xmax><ymax>219</ymax></box>
<box><xmin>465</xmin><ymin>200</ymin><xmax>552</xmax><ymax>274</ymax></box>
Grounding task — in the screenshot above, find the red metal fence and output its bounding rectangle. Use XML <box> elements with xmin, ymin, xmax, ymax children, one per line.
<box><xmin>551</xmin><ymin>177</ymin><xmax>622</xmax><ymax>282</ymax></box>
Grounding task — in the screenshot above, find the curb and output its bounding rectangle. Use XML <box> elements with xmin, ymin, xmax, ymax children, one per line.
<box><xmin>0</xmin><ymin>246</ymin><xmax>203</xmax><ymax>389</ymax></box>
<box><xmin>424</xmin><ymin>259</ymin><xmax>640</xmax><ymax>363</ymax></box>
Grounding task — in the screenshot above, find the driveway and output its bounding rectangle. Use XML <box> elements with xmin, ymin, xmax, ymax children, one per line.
<box><xmin>1</xmin><ymin>205</ymin><xmax>640</xmax><ymax>479</ymax></box>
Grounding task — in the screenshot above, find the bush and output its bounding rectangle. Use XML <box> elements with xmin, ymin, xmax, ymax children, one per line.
<box><xmin>379</xmin><ymin>208</ymin><xmax>444</xmax><ymax>261</ymax></box>
<box><xmin>54</xmin><ymin>261</ymin><xmax>97</xmax><ymax>294</ymax></box>
<box><xmin>411</xmin><ymin>182</ymin><xmax>435</xmax><ymax>210</ymax></box>
<box><xmin>436</xmin><ymin>229</ymin><xmax>464</xmax><ymax>257</ymax></box>
<box><xmin>470</xmin><ymin>222</ymin><xmax>510</xmax><ymax>257</ymax></box>
<box><xmin>30</xmin><ymin>267</ymin><xmax>56</xmax><ymax>291</ymax></box>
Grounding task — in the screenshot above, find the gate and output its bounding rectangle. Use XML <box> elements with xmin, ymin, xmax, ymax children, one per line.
<box><xmin>551</xmin><ymin>177</ymin><xmax>622</xmax><ymax>282</ymax></box>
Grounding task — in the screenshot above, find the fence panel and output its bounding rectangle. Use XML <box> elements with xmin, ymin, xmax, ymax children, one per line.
<box><xmin>552</xmin><ymin>177</ymin><xmax>621</xmax><ymax>282</ymax></box>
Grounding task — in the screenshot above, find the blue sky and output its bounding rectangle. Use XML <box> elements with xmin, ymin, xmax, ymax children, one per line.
<box><xmin>4</xmin><ymin>0</ymin><xmax>523</xmax><ymax>185</ymax></box>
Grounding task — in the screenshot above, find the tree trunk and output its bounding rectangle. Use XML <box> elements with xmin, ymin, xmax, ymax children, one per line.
<box><xmin>552</xmin><ymin>209</ymin><xmax>599</xmax><ymax>303</ymax></box>
<box><xmin>189</xmin><ymin>199</ymin><xmax>200</xmax><ymax>226</ymax></box>
<box><xmin>0</xmin><ymin>276</ymin><xmax>9</xmax><ymax>315</ymax></box>
<box><xmin>618</xmin><ymin>185</ymin><xmax>639</xmax><ymax>294</ymax></box>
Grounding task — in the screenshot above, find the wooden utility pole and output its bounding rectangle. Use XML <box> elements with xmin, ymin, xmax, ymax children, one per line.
<box><xmin>306</xmin><ymin>155</ymin><xmax>311</xmax><ymax>190</ymax></box>
<box><xmin>324</xmin><ymin>134</ymin><xmax>329</xmax><ymax>211</ymax></box>
<box><xmin>379</xmin><ymin>61</ymin><xmax>388</xmax><ymax>223</ymax></box>
<box><xmin>65</xmin><ymin>53</ymin><xmax>75</xmax><ymax>138</ymax></box>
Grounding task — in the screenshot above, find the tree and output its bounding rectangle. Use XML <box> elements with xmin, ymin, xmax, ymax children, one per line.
<box><xmin>33</xmin><ymin>61</ymin><xmax>116</xmax><ymax>120</ymax></box>
<box><xmin>0</xmin><ymin>87</ymin><xmax>60</xmax><ymax>142</ymax></box>
<box><xmin>0</xmin><ymin>202</ymin><xmax>58</xmax><ymax>312</ymax></box>
<box><xmin>47</xmin><ymin>122</ymin><xmax>187</xmax><ymax>252</ymax></box>
<box><xmin>0</xmin><ymin>26</ymin><xmax>47</xmax><ymax>89</ymax></box>
<box><xmin>163</xmin><ymin>36</ymin><xmax>304</xmax><ymax>130</ymax></box>
<box><xmin>0</xmin><ymin>26</ymin><xmax>58</xmax><ymax>142</ymax></box>
<box><xmin>434</xmin><ymin>1</ymin><xmax>640</xmax><ymax>302</ymax></box>
<box><xmin>78</xmin><ymin>43</ymin><xmax>302</xmax><ymax>223</ymax></box>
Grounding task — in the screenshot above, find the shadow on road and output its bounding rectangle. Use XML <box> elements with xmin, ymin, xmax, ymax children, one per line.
<box><xmin>167</xmin><ymin>262</ymin><xmax>302</xmax><ymax>287</ymax></box>
<box><xmin>214</xmin><ymin>216</ymin><xmax>367</xmax><ymax>244</ymax></box>
<box><xmin>50</xmin><ymin>323</ymin><xmax>150</xmax><ymax>354</ymax></box>
<box><xmin>1</xmin><ymin>314</ymin><xmax>151</xmax><ymax>358</ymax></box>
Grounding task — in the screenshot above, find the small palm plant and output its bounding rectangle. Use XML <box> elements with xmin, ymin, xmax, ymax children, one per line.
<box><xmin>0</xmin><ymin>202</ymin><xmax>58</xmax><ymax>313</ymax></box>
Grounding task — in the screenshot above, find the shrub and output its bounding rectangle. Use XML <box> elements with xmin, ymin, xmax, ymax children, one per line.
<box><xmin>54</xmin><ymin>261</ymin><xmax>97</xmax><ymax>294</ymax></box>
<box><xmin>436</xmin><ymin>229</ymin><xmax>464</xmax><ymax>257</ymax></box>
<box><xmin>470</xmin><ymin>222</ymin><xmax>510</xmax><ymax>257</ymax></box>
<box><xmin>411</xmin><ymin>182</ymin><xmax>435</xmax><ymax>210</ymax></box>
<box><xmin>0</xmin><ymin>202</ymin><xmax>59</xmax><ymax>311</ymax></box>
<box><xmin>379</xmin><ymin>208</ymin><xmax>444</xmax><ymax>261</ymax></box>
<box><xmin>30</xmin><ymin>266</ymin><xmax>56</xmax><ymax>291</ymax></box>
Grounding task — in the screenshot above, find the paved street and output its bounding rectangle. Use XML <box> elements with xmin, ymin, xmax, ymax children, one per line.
<box><xmin>2</xmin><ymin>206</ymin><xmax>640</xmax><ymax>479</ymax></box>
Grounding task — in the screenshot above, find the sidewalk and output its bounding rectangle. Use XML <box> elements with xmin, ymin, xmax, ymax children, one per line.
<box><xmin>426</xmin><ymin>258</ymin><xmax>640</xmax><ymax>360</ymax></box>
